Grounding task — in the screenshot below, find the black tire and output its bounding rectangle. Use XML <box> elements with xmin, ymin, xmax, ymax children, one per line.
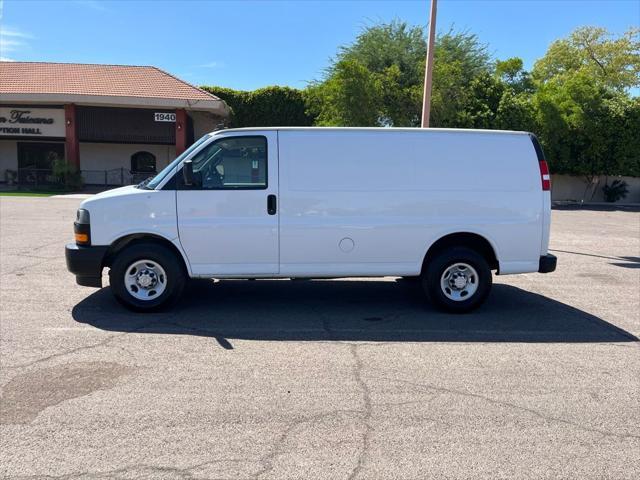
<box><xmin>109</xmin><ymin>243</ymin><xmax>186</xmax><ymax>312</ymax></box>
<box><xmin>421</xmin><ymin>247</ymin><xmax>492</xmax><ymax>313</ymax></box>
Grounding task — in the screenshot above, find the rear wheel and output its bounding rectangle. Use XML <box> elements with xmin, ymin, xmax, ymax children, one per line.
<box><xmin>422</xmin><ymin>247</ymin><xmax>492</xmax><ymax>313</ymax></box>
<box><xmin>109</xmin><ymin>243</ymin><xmax>186</xmax><ymax>312</ymax></box>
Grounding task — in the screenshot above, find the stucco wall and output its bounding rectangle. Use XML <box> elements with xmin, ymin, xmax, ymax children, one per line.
<box><xmin>79</xmin><ymin>143</ymin><xmax>176</xmax><ymax>171</ymax></box>
<box><xmin>551</xmin><ymin>174</ymin><xmax>640</xmax><ymax>203</ymax></box>
<box><xmin>78</xmin><ymin>143</ymin><xmax>177</xmax><ymax>185</ymax></box>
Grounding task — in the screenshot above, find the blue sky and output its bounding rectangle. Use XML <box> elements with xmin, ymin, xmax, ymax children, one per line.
<box><xmin>1</xmin><ymin>0</ymin><xmax>638</xmax><ymax>90</ymax></box>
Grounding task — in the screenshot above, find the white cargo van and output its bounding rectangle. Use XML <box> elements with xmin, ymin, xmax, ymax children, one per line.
<box><xmin>66</xmin><ymin>128</ymin><xmax>556</xmax><ymax>312</ymax></box>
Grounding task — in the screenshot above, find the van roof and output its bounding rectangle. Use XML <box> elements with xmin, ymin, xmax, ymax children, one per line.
<box><xmin>212</xmin><ymin>127</ymin><xmax>530</xmax><ymax>136</ymax></box>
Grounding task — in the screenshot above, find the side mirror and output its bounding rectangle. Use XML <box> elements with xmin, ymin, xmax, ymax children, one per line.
<box><xmin>183</xmin><ymin>159</ymin><xmax>194</xmax><ymax>186</ymax></box>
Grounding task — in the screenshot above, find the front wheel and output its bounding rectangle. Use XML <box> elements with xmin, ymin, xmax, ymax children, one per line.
<box><xmin>109</xmin><ymin>243</ymin><xmax>186</xmax><ymax>312</ymax></box>
<box><xmin>422</xmin><ymin>247</ymin><xmax>492</xmax><ymax>313</ymax></box>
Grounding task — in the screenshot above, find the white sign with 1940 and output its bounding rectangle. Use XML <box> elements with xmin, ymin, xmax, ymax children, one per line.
<box><xmin>154</xmin><ymin>112</ymin><xmax>176</xmax><ymax>122</ymax></box>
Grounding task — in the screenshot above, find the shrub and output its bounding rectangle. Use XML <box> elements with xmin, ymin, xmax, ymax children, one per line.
<box><xmin>602</xmin><ymin>179</ymin><xmax>629</xmax><ymax>202</ymax></box>
<box><xmin>201</xmin><ymin>85</ymin><xmax>315</xmax><ymax>127</ymax></box>
<box><xmin>52</xmin><ymin>159</ymin><xmax>84</xmax><ymax>191</ymax></box>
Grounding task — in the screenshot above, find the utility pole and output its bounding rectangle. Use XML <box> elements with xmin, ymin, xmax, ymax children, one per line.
<box><xmin>421</xmin><ymin>0</ymin><xmax>438</xmax><ymax>128</ymax></box>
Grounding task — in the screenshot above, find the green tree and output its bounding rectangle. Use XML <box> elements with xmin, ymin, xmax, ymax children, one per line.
<box><xmin>430</xmin><ymin>30</ymin><xmax>493</xmax><ymax>127</ymax></box>
<box><xmin>532</xmin><ymin>27</ymin><xmax>640</xmax><ymax>184</ymax></box>
<box><xmin>454</xmin><ymin>72</ymin><xmax>505</xmax><ymax>128</ymax></box>
<box><xmin>495</xmin><ymin>57</ymin><xmax>534</xmax><ymax>93</ymax></box>
<box><xmin>306</xmin><ymin>59</ymin><xmax>382</xmax><ymax>126</ymax></box>
<box><xmin>307</xmin><ymin>21</ymin><xmax>424</xmax><ymax>126</ymax></box>
<box><xmin>534</xmin><ymin>71</ymin><xmax>639</xmax><ymax>187</ymax></box>
<box><xmin>495</xmin><ymin>90</ymin><xmax>537</xmax><ymax>132</ymax></box>
<box><xmin>602</xmin><ymin>95</ymin><xmax>640</xmax><ymax>177</ymax></box>
<box><xmin>306</xmin><ymin>21</ymin><xmax>493</xmax><ymax>127</ymax></box>
<box><xmin>533</xmin><ymin>27</ymin><xmax>640</xmax><ymax>92</ymax></box>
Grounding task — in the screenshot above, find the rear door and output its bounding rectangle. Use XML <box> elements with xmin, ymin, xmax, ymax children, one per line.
<box><xmin>176</xmin><ymin>131</ymin><xmax>279</xmax><ymax>276</ymax></box>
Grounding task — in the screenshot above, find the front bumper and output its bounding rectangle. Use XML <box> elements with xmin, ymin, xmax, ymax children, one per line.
<box><xmin>65</xmin><ymin>243</ymin><xmax>109</xmax><ymax>287</ymax></box>
<box><xmin>538</xmin><ymin>254</ymin><xmax>557</xmax><ymax>273</ymax></box>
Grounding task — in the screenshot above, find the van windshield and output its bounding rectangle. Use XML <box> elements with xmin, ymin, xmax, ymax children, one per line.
<box><xmin>144</xmin><ymin>134</ymin><xmax>212</xmax><ymax>190</ymax></box>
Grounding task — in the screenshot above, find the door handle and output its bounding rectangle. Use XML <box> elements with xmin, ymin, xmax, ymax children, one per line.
<box><xmin>267</xmin><ymin>194</ymin><xmax>277</xmax><ymax>215</ymax></box>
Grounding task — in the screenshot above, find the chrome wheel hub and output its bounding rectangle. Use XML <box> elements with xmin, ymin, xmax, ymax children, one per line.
<box><xmin>440</xmin><ymin>262</ymin><xmax>479</xmax><ymax>302</ymax></box>
<box><xmin>124</xmin><ymin>260</ymin><xmax>167</xmax><ymax>301</ymax></box>
<box><xmin>452</xmin><ymin>273</ymin><xmax>468</xmax><ymax>289</ymax></box>
<box><xmin>136</xmin><ymin>270</ymin><xmax>156</xmax><ymax>288</ymax></box>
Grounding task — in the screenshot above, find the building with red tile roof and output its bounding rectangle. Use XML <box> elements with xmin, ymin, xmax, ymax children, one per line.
<box><xmin>0</xmin><ymin>62</ymin><xmax>229</xmax><ymax>186</ymax></box>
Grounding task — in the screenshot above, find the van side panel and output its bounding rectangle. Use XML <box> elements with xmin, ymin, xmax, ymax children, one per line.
<box><xmin>278</xmin><ymin>130</ymin><xmax>542</xmax><ymax>277</ymax></box>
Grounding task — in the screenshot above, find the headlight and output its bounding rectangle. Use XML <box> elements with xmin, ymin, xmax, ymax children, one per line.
<box><xmin>74</xmin><ymin>209</ymin><xmax>91</xmax><ymax>245</ymax></box>
<box><xmin>76</xmin><ymin>208</ymin><xmax>90</xmax><ymax>224</ymax></box>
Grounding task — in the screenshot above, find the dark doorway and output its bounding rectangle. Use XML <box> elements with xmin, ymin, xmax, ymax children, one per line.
<box><xmin>17</xmin><ymin>142</ymin><xmax>65</xmax><ymax>187</ymax></box>
<box><xmin>17</xmin><ymin>142</ymin><xmax>65</xmax><ymax>169</ymax></box>
<box><xmin>131</xmin><ymin>151</ymin><xmax>157</xmax><ymax>174</ymax></box>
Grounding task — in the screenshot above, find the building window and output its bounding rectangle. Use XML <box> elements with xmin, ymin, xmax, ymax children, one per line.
<box><xmin>17</xmin><ymin>143</ymin><xmax>65</xmax><ymax>170</ymax></box>
<box><xmin>131</xmin><ymin>151</ymin><xmax>156</xmax><ymax>173</ymax></box>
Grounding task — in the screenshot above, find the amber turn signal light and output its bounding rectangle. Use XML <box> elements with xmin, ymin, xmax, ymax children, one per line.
<box><xmin>75</xmin><ymin>232</ymin><xmax>89</xmax><ymax>244</ymax></box>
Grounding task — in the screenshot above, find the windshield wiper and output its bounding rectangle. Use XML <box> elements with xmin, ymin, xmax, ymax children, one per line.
<box><xmin>136</xmin><ymin>177</ymin><xmax>153</xmax><ymax>189</ymax></box>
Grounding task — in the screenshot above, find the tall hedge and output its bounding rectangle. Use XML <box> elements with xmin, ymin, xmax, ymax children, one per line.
<box><xmin>202</xmin><ymin>85</ymin><xmax>315</xmax><ymax>127</ymax></box>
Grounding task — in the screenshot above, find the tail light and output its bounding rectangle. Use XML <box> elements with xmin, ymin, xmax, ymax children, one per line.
<box><xmin>529</xmin><ymin>134</ymin><xmax>551</xmax><ymax>192</ymax></box>
<box><xmin>539</xmin><ymin>160</ymin><xmax>551</xmax><ymax>191</ymax></box>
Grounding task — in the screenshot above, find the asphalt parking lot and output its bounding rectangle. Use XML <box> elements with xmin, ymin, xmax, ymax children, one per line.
<box><xmin>1</xmin><ymin>196</ymin><xmax>639</xmax><ymax>480</ymax></box>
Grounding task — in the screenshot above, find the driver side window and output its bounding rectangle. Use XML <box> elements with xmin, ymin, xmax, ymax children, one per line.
<box><xmin>181</xmin><ymin>136</ymin><xmax>267</xmax><ymax>190</ymax></box>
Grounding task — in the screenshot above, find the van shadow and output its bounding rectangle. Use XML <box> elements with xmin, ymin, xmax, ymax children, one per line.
<box><xmin>71</xmin><ymin>279</ymin><xmax>638</xmax><ymax>346</ymax></box>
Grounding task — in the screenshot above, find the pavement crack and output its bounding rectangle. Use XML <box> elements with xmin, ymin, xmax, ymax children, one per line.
<box><xmin>346</xmin><ymin>344</ymin><xmax>374</xmax><ymax>480</ymax></box>
<box><xmin>4</xmin><ymin>460</ymin><xmax>254</xmax><ymax>480</ymax></box>
<box><xmin>3</xmin><ymin>317</ymin><xmax>173</xmax><ymax>370</ymax></box>
<box><xmin>375</xmin><ymin>376</ymin><xmax>640</xmax><ymax>441</ymax></box>
<box><xmin>4</xmin><ymin>333</ymin><xmax>128</xmax><ymax>370</ymax></box>
<box><xmin>252</xmin><ymin>409</ymin><xmax>360</xmax><ymax>479</ymax></box>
